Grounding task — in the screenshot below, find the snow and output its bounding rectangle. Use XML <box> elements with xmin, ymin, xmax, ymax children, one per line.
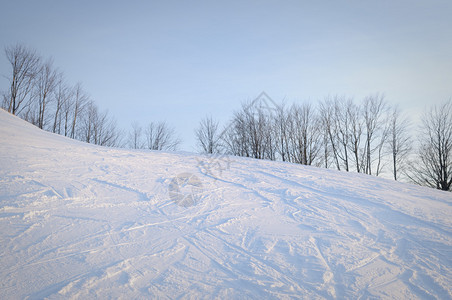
<box><xmin>0</xmin><ymin>108</ymin><xmax>451</xmax><ymax>299</ymax></box>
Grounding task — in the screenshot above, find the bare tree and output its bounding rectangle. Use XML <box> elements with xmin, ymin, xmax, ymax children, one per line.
<box><xmin>347</xmin><ymin>101</ymin><xmax>365</xmax><ymax>173</ymax></box>
<box><xmin>80</xmin><ymin>100</ymin><xmax>97</xmax><ymax>144</ymax></box>
<box><xmin>223</xmin><ymin>101</ymin><xmax>276</xmax><ymax>160</ymax></box>
<box><xmin>375</xmin><ymin>119</ymin><xmax>391</xmax><ymax>177</ymax></box>
<box><xmin>80</xmin><ymin>101</ymin><xmax>122</xmax><ymax>147</ymax></box>
<box><xmin>223</xmin><ymin>104</ymin><xmax>253</xmax><ymax>158</ymax></box>
<box><xmin>319</xmin><ymin>99</ymin><xmax>338</xmax><ymax>169</ymax></box>
<box><xmin>70</xmin><ymin>83</ymin><xmax>88</xmax><ymax>139</ymax></box>
<box><xmin>319</xmin><ymin>96</ymin><xmax>354</xmax><ymax>171</ymax></box>
<box><xmin>34</xmin><ymin>59</ymin><xmax>58</xmax><ymax>129</ymax></box>
<box><xmin>222</xmin><ymin>114</ymin><xmax>249</xmax><ymax>157</ymax></box>
<box><xmin>3</xmin><ymin>44</ymin><xmax>41</xmax><ymax>115</ymax></box>
<box><xmin>128</xmin><ymin>122</ymin><xmax>143</xmax><ymax>149</ymax></box>
<box><xmin>254</xmin><ymin>106</ymin><xmax>276</xmax><ymax>160</ymax></box>
<box><xmin>318</xmin><ymin>94</ymin><xmax>393</xmax><ymax>175</ymax></box>
<box><xmin>287</xmin><ymin>103</ymin><xmax>322</xmax><ymax>165</ymax></box>
<box><xmin>93</xmin><ymin>111</ymin><xmax>122</xmax><ymax>147</ymax></box>
<box><xmin>334</xmin><ymin>97</ymin><xmax>356</xmax><ymax>172</ymax></box>
<box><xmin>61</xmin><ymin>85</ymin><xmax>75</xmax><ymax>137</ymax></box>
<box><xmin>387</xmin><ymin>106</ymin><xmax>411</xmax><ymax>181</ymax></box>
<box><xmin>52</xmin><ymin>74</ymin><xmax>70</xmax><ymax>134</ymax></box>
<box><xmin>362</xmin><ymin>93</ymin><xmax>388</xmax><ymax>175</ymax></box>
<box><xmin>145</xmin><ymin>121</ymin><xmax>181</xmax><ymax>151</ymax></box>
<box><xmin>195</xmin><ymin>116</ymin><xmax>221</xmax><ymax>154</ymax></box>
<box><xmin>409</xmin><ymin>100</ymin><xmax>452</xmax><ymax>191</ymax></box>
<box><xmin>246</xmin><ymin>105</ymin><xmax>267</xmax><ymax>159</ymax></box>
<box><xmin>274</xmin><ymin>102</ymin><xmax>291</xmax><ymax>162</ymax></box>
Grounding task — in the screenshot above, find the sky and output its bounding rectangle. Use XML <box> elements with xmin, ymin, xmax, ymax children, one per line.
<box><xmin>1</xmin><ymin>0</ymin><xmax>451</xmax><ymax>151</ymax></box>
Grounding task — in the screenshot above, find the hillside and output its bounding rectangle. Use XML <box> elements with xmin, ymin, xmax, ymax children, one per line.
<box><xmin>0</xmin><ymin>109</ymin><xmax>451</xmax><ymax>299</ymax></box>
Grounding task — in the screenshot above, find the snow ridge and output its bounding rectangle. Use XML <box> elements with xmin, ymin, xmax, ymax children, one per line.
<box><xmin>0</xmin><ymin>109</ymin><xmax>451</xmax><ymax>299</ymax></box>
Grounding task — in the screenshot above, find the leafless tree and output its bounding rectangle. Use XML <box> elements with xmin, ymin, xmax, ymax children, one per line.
<box><xmin>362</xmin><ymin>93</ymin><xmax>389</xmax><ymax>175</ymax></box>
<box><xmin>70</xmin><ymin>83</ymin><xmax>89</xmax><ymax>139</ymax></box>
<box><xmin>93</xmin><ymin>112</ymin><xmax>122</xmax><ymax>147</ymax></box>
<box><xmin>319</xmin><ymin>96</ymin><xmax>354</xmax><ymax>171</ymax></box>
<box><xmin>409</xmin><ymin>100</ymin><xmax>452</xmax><ymax>191</ymax></box>
<box><xmin>246</xmin><ymin>105</ymin><xmax>269</xmax><ymax>159</ymax></box>
<box><xmin>318</xmin><ymin>94</ymin><xmax>392</xmax><ymax>175</ymax></box>
<box><xmin>387</xmin><ymin>106</ymin><xmax>412</xmax><ymax>181</ymax></box>
<box><xmin>318</xmin><ymin>99</ymin><xmax>337</xmax><ymax>169</ymax></box>
<box><xmin>347</xmin><ymin>101</ymin><xmax>365</xmax><ymax>173</ymax></box>
<box><xmin>375</xmin><ymin>121</ymin><xmax>391</xmax><ymax>177</ymax></box>
<box><xmin>195</xmin><ymin>116</ymin><xmax>222</xmax><ymax>154</ymax></box>
<box><xmin>222</xmin><ymin>116</ymin><xmax>249</xmax><ymax>157</ymax></box>
<box><xmin>3</xmin><ymin>44</ymin><xmax>41</xmax><ymax>115</ymax></box>
<box><xmin>287</xmin><ymin>103</ymin><xmax>322</xmax><ymax>165</ymax></box>
<box><xmin>80</xmin><ymin>100</ymin><xmax>97</xmax><ymax>144</ymax></box>
<box><xmin>223</xmin><ymin>104</ymin><xmax>253</xmax><ymax>158</ymax></box>
<box><xmin>336</xmin><ymin>98</ymin><xmax>351</xmax><ymax>171</ymax></box>
<box><xmin>52</xmin><ymin>74</ymin><xmax>70</xmax><ymax>134</ymax></box>
<box><xmin>223</xmin><ymin>101</ymin><xmax>276</xmax><ymax>160</ymax></box>
<box><xmin>60</xmin><ymin>85</ymin><xmax>75</xmax><ymax>137</ymax></box>
<box><xmin>274</xmin><ymin>102</ymin><xmax>291</xmax><ymax>162</ymax></box>
<box><xmin>33</xmin><ymin>59</ymin><xmax>58</xmax><ymax>129</ymax></box>
<box><xmin>261</xmin><ymin>109</ymin><xmax>277</xmax><ymax>161</ymax></box>
<box><xmin>128</xmin><ymin>122</ymin><xmax>143</xmax><ymax>149</ymax></box>
<box><xmin>145</xmin><ymin>121</ymin><xmax>181</xmax><ymax>151</ymax></box>
<box><xmin>80</xmin><ymin>101</ymin><xmax>122</xmax><ymax>147</ymax></box>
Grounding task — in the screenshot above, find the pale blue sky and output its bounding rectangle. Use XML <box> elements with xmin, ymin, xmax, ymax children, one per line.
<box><xmin>1</xmin><ymin>0</ymin><xmax>451</xmax><ymax>151</ymax></box>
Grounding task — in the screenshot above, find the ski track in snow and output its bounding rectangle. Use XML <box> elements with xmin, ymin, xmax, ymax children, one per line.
<box><xmin>1</xmin><ymin>109</ymin><xmax>451</xmax><ymax>299</ymax></box>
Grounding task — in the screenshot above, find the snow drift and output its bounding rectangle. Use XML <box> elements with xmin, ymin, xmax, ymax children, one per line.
<box><xmin>0</xmin><ymin>109</ymin><xmax>451</xmax><ymax>299</ymax></box>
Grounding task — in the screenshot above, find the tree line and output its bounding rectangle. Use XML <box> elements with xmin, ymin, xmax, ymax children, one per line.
<box><xmin>1</xmin><ymin>44</ymin><xmax>182</xmax><ymax>152</ymax></box>
<box><xmin>2</xmin><ymin>44</ymin><xmax>122</xmax><ymax>147</ymax></box>
<box><xmin>195</xmin><ymin>95</ymin><xmax>452</xmax><ymax>192</ymax></box>
<box><xmin>2</xmin><ymin>44</ymin><xmax>451</xmax><ymax>191</ymax></box>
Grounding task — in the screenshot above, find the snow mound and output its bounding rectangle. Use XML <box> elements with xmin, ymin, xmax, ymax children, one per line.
<box><xmin>0</xmin><ymin>109</ymin><xmax>451</xmax><ymax>299</ymax></box>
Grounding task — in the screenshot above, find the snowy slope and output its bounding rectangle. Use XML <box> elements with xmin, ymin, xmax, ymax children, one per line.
<box><xmin>0</xmin><ymin>109</ymin><xmax>451</xmax><ymax>299</ymax></box>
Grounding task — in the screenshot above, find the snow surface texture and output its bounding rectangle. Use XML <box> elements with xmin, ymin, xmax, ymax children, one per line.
<box><xmin>0</xmin><ymin>109</ymin><xmax>451</xmax><ymax>299</ymax></box>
